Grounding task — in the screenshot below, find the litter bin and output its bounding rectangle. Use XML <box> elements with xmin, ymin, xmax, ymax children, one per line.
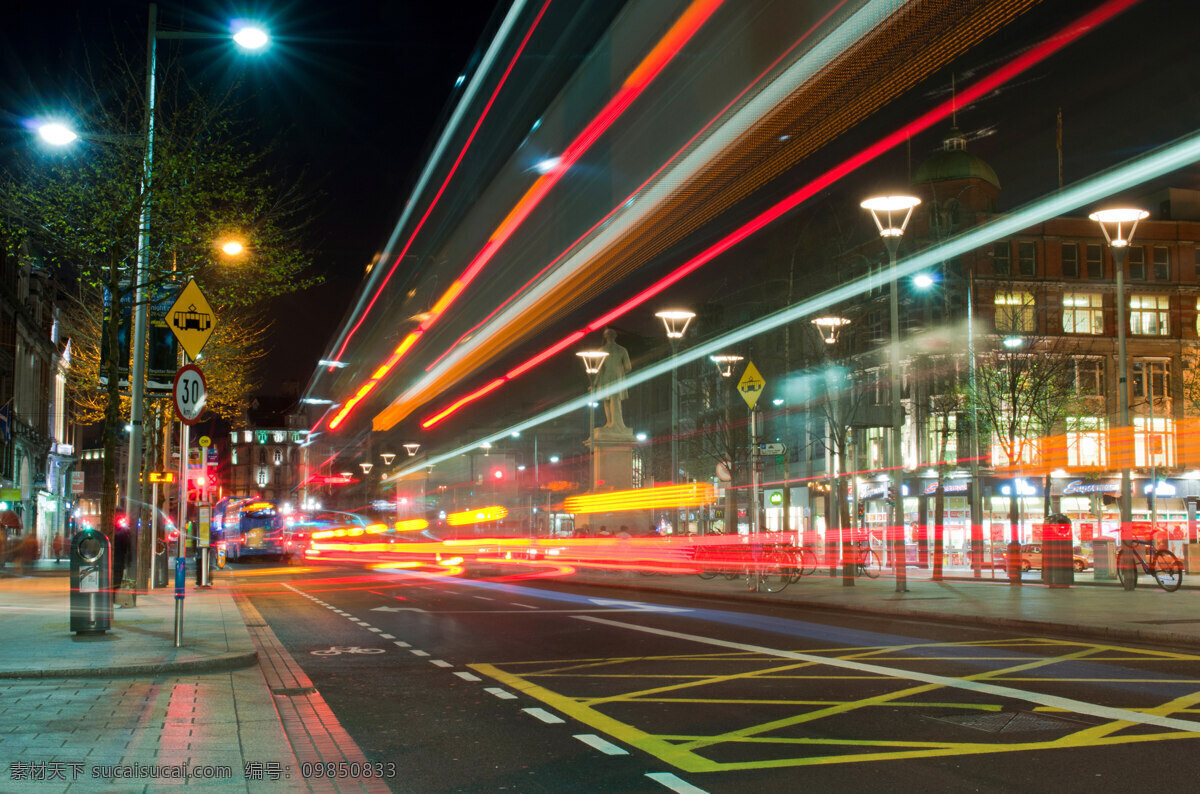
<box><xmin>153</xmin><ymin>539</ymin><xmax>168</xmax><ymax>588</ymax></box>
<box><xmin>1042</xmin><ymin>513</ymin><xmax>1074</xmax><ymax>588</ymax></box>
<box><xmin>69</xmin><ymin>529</ymin><xmax>111</xmax><ymax>634</ymax></box>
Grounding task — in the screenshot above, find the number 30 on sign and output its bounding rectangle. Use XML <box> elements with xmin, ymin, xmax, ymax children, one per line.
<box><xmin>173</xmin><ymin>364</ymin><xmax>207</xmax><ymax>425</ymax></box>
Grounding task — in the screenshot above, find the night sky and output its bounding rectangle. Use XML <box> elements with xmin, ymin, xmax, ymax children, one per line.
<box><xmin>1</xmin><ymin>0</ymin><xmax>501</xmax><ymax>388</ymax></box>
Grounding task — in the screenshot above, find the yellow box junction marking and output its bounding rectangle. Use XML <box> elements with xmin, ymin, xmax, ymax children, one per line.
<box><xmin>470</xmin><ymin>635</ymin><xmax>1200</xmax><ymax>773</ymax></box>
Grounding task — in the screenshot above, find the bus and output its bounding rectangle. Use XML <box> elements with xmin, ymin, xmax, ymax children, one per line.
<box><xmin>212</xmin><ymin>498</ymin><xmax>289</xmax><ymax>562</ymax></box>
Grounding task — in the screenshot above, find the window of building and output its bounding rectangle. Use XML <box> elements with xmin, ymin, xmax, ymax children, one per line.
<box><xmin>1066</xmin><ymin>416</ymin><xmax>1107</xmax><ymax>468</ymax></box>
<box><xmin>1086</xmin><ymin>244</ymin><xmax>1104</xmax><ymax>279</ymax></box>
<box><xmin>925</xmin><ymin>413</ymin><xmax>957</xmax><ymax>467</ymax></box>
<box><xmin>255</xmin><ymin>430</ymin><xmax>268</xmax><ymax>445</ymax></box>
<box><xmin>992</xmin><ymin>241</ymin><xmax>1011</xmax><ymax>276</ymax></box>
<box><xmin>1153</xmin><ymin>246</ymin><xmax>1170</xmax><ymax>281</ymax></box>
<box><xmin>1073</xmin><ymin>358</ymin><xmax>1104</xmax><ymax>396</ymax></box>
<box><xmin>1129</xmin><ymin>295</ymin><xmax>1169</xmax><ymax>335</ymax></box>
<box><xmin>1196</xmin><ymin>298</ymin><xmax>1200</xmax><ymax>336</ymax></box>
<box><xmin>230</xmin><ymin>432</ymin><xmax>239</xmax><ymax>445</ymax></box>
<box><xmin>1062</xmin><ymin>243</ymin><xmax>1079</xmax><ymax>278</ymax></box>
<box><xmin>1017</xmin><ymin>241</ymin><xmax>1037</xmax><ymax>276</ymax></box>
<box><xmin>243</xmin><ymin>431</ymin><xmax>252</xmax><ymax>443</ymax></box>
<box><xmin>231</xmin><ymin>448</ymin><xmax>238</xmax><ymax>465</ymax></box>
<box><xmin>256</xmin><ymin>467</ymin><xmax>269</xmax><ymax>487</ymax></box>
<box><xmin>994</xmin><ymin>291</ymin><xmax>1035</xmax><ymax>333</ymax></box>
<box><xmin>1134</xmin><ymin>416</ymin><xmax>1174</xmax><ymax>468</ymax></box>
<box><xmin>991</xmin><ymin>421</ymin><xmax>1039</xmax><ymax>467</ymax></box>
<box><xmin>1062</xmin><ymin>292</ymin><xmax>1103</xmax><ymax>334</ymax></box>
<box><xmin>1194</xmin><ymin>247</ymin><xmax>1200</xmax><ymax>278</ymax></box>
<box><xmin>1127</xmin><ymin>246</ymin><xmax>1146</xmax><ymax>279</ymax></box>
<box><xmin>272</xmin><ymin>431</ymin><xmax>285</xmax><ymax>443</ymax></box>
<box><xmin>1132</xmin><ymin>360</ymin><xmax>1170</xmax><ymax>402</ymax></box>
<box><xmin>273</xmin><ymin>448</ymin><xmax>282</xmax><ymax>465</ymax></box>
<box><xmin>258</xmin><ymin>447</ymin><xmax>267</xmax><ymax>465</ymax></box>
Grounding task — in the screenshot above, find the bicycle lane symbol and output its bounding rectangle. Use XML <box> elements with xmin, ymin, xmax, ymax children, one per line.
<box><xmin>310</xmin><ymin>646</ymin><xmax>386</xmax><ymax>656</ymax></box>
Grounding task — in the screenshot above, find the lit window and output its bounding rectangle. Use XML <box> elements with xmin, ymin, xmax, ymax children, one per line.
<box><xmin>1129</xmin><ymin>295</ymin><xmax>1169</xmax><ymax>336</ymax></box>
<box><xmin>273</xmin><ymin>448</ymin><xmax>282</xmax><ymax>466</ymax></box>
<box><xmin>1066</xmin><ymin>417</ymin><xmax>1106</xmax><ymax>468</ymax></box>
<box><xmin>273</xmin><ymin>431</ymin><xmax>285</xmax><ymax>443</ymax></box>
<box><xmin>243</xmin><ymin>431</ymin><xmax>252</xmax><ymax>443</ymax></box>
<box><xmin>257</xmin><ymin>468</ymin><xmax>269</xmax><ymax>487</ymax></box>
<box><xmin>231</xmin><ymin>448</ymin><xmax>238</xmax><ymax>465</ymax></box>
<box><xmin>994</xmin><ymin>292</ymin><xmax>1035</xmax><ymax>333</ymax></box>
<box><xmin>1134</xmin><ymin>416</ymin><xmax>1174</xmax><ymax>468</ymax></box>
<box><xmin>1132</xmin><ymin>360</ymin><xmax>1170</xmax><ymax>402</ymax></box>
<box><xmin>1062</xmin><ymin>292</ymin><xmax>1103</xmax><ymax>334</ymax></box>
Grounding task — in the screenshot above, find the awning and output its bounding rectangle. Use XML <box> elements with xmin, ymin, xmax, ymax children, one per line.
<box><xmin>0</xmin><ymin>510</ymin><xmax>22</xmax><ymax>529</ymax></box>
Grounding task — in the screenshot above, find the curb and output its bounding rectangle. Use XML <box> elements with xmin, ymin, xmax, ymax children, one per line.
<box><xmin>543</xmin><ymin>574</ymin><xmax>1200</xmax><ymax>653</ymax></box>
<box><xmin>0</xmin><ymin>650</ymin><xmax>258</xmax><ymax>680</ymax></box>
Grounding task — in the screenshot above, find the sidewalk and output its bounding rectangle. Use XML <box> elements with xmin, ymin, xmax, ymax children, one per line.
<box><xmin>0</xmin><ymin>565</ymin><xmax>388</xmax><ymax>792</ymax></box>
<box><xmin>549</xmin><ymin>562</ymin><xmax>1200</xmax><ymax>651</ymax></box>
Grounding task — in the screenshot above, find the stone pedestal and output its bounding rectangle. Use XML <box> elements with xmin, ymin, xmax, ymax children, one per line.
<box><xmin>581</xmin><ymin>427</ymin><xmax>650</xmax><ymax>534</ymax></box>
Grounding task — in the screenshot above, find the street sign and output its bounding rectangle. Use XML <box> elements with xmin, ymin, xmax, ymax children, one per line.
<box><xmin>166</xmin><ymin>278</ymin><xmax>216</xmax><ymax>361</ymax></box>
<box><xmin>148</xmin><ymin>472</ymin><xmax>177</xmax><ymax>484</ymax></box>
<box><xmin>198</xmin><ymin>435</ymin><xmax>211</xmax><ymax>448</ymax></box>
<box><xmin>173</xmin><ymin>365</ymin><xmax>207</xmax><ymax>426</ymax></box>
<box><xmin>736</xmin><ymin>360</ymin><xmax>766</xmax><ymax>408</ymax></box>
<box><xmin>758</xmin><ymin>443</ymin><xmax>785</xmax><ymax>455</ymax></box>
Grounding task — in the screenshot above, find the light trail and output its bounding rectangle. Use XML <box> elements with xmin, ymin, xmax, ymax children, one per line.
<box><xmin>326</xmin><ymin>0</ymin><xmax>726</xmax><ymax>432</ymax></box>
<box><xmin>410</xmin><ymin>0</ymin><xmax>1139</xmax><ymax>431</ymax></box>
<box><xmin>390</xmin><ymin>123</ymin><xmax>1200</xmax><ymax>479</ymax></box>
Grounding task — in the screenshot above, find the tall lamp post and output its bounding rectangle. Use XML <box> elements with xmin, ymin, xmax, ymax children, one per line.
<box><xmin>656</xmin><ymin>309</ymin><xmax>695</xmax><ymax>532</ymax></box>
<box><xmin>861</xmin><ymin>194</ymin><xmax>920</xmax><ymax>593</ymax></box>
<box><xmin>1089</xmin><ymin>207</ymin><xmax>1148</xmax><ymax>539</ymax></box>
<box><xmin>712</xmin><ymin>355</ymin><xmax>743</xmax><ymax>533</ymax></box>
<box><xmin>124</xmin><ymin>5</ymin><xmax>269</xmax><ymax>589</ymax></box>
<box><xmin>812</xmin><ymin>315</ymin><xmax>855</xmax><ymax>585</ymax></box>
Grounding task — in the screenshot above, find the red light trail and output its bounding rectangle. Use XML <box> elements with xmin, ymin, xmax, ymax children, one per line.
<box><xmin>416</xmin><ymin>0</ymin><xmax>1138</xmax><ymax>429</ymax></box>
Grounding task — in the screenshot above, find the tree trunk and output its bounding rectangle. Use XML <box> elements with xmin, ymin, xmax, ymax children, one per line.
<box><xmin>99</xmin><ymin>261</ymin><xmax>123</xmax><ymax>541</ymax></box>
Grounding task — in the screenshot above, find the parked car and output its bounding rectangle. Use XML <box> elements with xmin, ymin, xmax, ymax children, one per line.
<box><xmin>999</xmin><ymin>543</ymin><xmax>1091</xmax><ymax>572</ymax></box>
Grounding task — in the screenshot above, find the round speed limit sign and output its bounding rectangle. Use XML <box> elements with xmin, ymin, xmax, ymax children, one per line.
<box><xmin>173</xmin><ymin>364</ymin><xmax>207</xmax><ymax>425</ymax></box>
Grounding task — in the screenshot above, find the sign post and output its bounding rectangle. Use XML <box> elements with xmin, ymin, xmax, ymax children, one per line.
<box><xmin>737</xmin><ymin>362</ymin><xmax>766</xmax><ymax>534</ymax></box>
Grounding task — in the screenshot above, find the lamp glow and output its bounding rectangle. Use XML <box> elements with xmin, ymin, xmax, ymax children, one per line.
<box><xmin>37</xmin><ymin>122</ymin><xmax>77</xmax><ymax>146</ymax></box>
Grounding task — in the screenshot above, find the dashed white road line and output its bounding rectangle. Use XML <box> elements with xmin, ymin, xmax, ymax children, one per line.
<box><xmin>573</xmin><ymin>734</ymin><xmax>628</xmax><ymax>756</ymax></box>
<box><xmin>473</xmin><ymin>596</ymin><xmax>493</xmax><ymax>601</ymax></box>
<box><xmin>410</xmin><ymin>649</ymin><xmax>430</xmax><ymax>657</ymax></box>
<box><xmin>430</xmin><ymin>660</ymin><xmax>453</xmax><ymax>668</ymax></box>
<box><xmin>522</xmin><ymin>708</ymin><xmax>564</xmax><ymax>724</ymax></box>
<box><xmin>380</xmin><ymin>633</ymin><xmax>396</xmax><ymax>639</ymax></box>
<box><xmin>368</xmin><ymin>627</ymin><xmax>383</xmax><ymax>633</ymax></box>
<box><xmin>454</xmin><ymin>672</ymin><xmax>482</xmax><ymax>682</ymax></box>
<box><xmin>646</xmin><ymin>772</ymin><xmax>708</xmax><ymax>794</ymax></box>
<box><xmin>485</xmin><ymin>687</ymin><xmax>517</xmax><ymax>700</ymax></box>
<box><xmin>510</xmin><ymin>603</ymin><xmax>539</xmax><ymax>609</ymax></box>
<box><xmin>393</xmin><ymin>641</ymin><xmax>411</xmax><ymax>648</ymax></box>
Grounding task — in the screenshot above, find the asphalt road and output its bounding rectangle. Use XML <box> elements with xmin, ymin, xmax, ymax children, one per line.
<box><xmin>237</xmin><ymin>562</ymin><xmax>1200</xmax><ymax>793</ymax></box>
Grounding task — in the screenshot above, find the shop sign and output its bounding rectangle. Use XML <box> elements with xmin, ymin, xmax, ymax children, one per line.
<box><xmin>1062</xmin><ymin>480</ymin><xmax>1118</xmax><ymax>495</ymax></box>
<box><xmin>1143</xmin><ymin>481</ymin><xmax>1176</xmax><ymax>496</ymax></box>
<box><xmin>999</xmin><ymin>478</ymin><xmax>1039</xmax><ymax>496</ymax></box>
<box><xmin>922</xmin><ymin>481</ymin><xmax>969</xmax><ymax>495</ymax></box>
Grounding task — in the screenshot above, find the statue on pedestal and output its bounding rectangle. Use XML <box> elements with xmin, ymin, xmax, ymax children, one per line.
<box><xmin>594</xmin><ymin>328</ymin><xmax>632</xmax><ymax>432</ymax></box>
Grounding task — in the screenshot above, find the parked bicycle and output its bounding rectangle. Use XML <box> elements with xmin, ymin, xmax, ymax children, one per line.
<box><xmin>845</xmin><ymin>541</ymin><xmax>882</xmax><ymax>579</ymax></box>
<box><xmin>1116</xmin><ymin>538</ymin><xmax>1183</xmax><ymax>592</ymax></box>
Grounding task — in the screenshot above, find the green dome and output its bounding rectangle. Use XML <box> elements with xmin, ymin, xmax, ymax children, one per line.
<box><xmin>913</xmin><ymin>128</ymin><xmax>1000</xmax><ymax>190</ymax></box>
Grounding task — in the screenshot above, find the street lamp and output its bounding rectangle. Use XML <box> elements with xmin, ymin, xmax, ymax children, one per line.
<box><xmin>862</xmin><ymin>193</ymin><xmax>920</xmax><ymax>593</ymax></box>
<box><xmin>710</xmin><ymin>354</ymin><xmax>743</xmax><ymax>378</ymax></box>
<box><xmin>656</xmin><ymin>309</ymin><xmax>694</xmax><ymax>532</ymax></box>
<box><xmin>811</xmin><ymin>316</ymin><xmax>850</xmax><ymax>345</ymax></box>
<box><xmin>36</xmin><ymin>122</ymin><xmax>77</xmax><ymax>146</ymax></box>
<box><xmin>1089</xmin><ymin>207</ymin><xmax>1148</xmax><ymax>538</ymax></box>
<box><xmin>118</xmin><ymin>5</ymin><xmax>270</xmax><ymax>605</ymax></box>
<box><xmin>577</xmin><ymin>350</ymin><xmax>609</xmax><ymax>526</ymax></box>
<box><xmin>404</xmin><ymin>443</ymin><xmax>421</xmax><ymax>456</ymax></box>
<box><xmin>711</xmin><ymin>355</ymin><xmax>742</xmax><ymax>534</ymax></box>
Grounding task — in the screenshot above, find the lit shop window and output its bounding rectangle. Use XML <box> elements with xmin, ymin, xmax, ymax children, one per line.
<box><xmin>1062</xmin><ymin>292</ymin><xmax>1102</xmax><ymax>334</ymax></box>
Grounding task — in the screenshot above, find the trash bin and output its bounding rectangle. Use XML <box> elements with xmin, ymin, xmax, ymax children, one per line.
<box><xmin>1042</xmin><ymin>513</ymin><xmax>1074</xmax><ymax>588</ymax></box>
<box><xmin>69</xmin><ymin>529</ymin><xmax>111</xmax><ymax>634</ymax></box>
<box><xmin>1093</xmin><ymin>537</ymin><xmax>1117</xmax><ymax>580</ymax></box>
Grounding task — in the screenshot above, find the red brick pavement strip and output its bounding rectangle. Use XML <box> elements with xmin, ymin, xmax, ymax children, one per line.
<box><xmin>235</xmin><ymin>595</ymin><xmax>393</xmax><ymax>794</ymax></box>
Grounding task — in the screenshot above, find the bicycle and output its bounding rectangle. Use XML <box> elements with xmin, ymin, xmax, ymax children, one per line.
<box><xmin>746</xmin><ymin>544</ymin><xmax>800</xmax><ymax>593</ymax></box>
<box><xmin>1116</xmin><ymin>538</ymin><xmax>1182</xmax><ymax>592</ymax></box>
<box><xmin>846</xmin><ymin>541</ymin><xmax>882</xmax><ymax>579</ymax></box>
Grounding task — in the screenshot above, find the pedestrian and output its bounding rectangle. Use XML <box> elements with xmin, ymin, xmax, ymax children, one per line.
<box><xmin>52</xmin><ymin>533</ymin><xmax>65</xmax><ymax>562</ymax></box>
<box><xmin>597</xmin><ymin>525</ymin><xmax>612</xmax><ymax>537</ymax></box>
<box><xmin>616</xmin><ymin>526</ymin><xmax>631</xmax><ymax>538</ymax></box>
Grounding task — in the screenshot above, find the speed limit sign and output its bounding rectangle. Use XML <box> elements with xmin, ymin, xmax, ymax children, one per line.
<box><xmin>173</xmin><ymin>364</ymin><xmax>207</xmax><ymax>425</ymax></box>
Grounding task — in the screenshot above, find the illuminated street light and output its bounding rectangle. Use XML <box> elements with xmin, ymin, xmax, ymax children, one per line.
<box><xmin>657</xmin><ymin>309</ymin><xmax>695</xmax><ymax>531</ymax></box>
<box><xmin>811</xmin><ymin>316</ymin><xmax>850</xmax><ymax>345</ymax></box>
<box><xmin>1002</xmin><ymin>335</ymin><xmax>1023</xmax><ymax>349</ymax></box>
<box><xmin>380</xmin><ymin>453</ymin><xmax>396</xmax><ymax>465</ymax></box>
<box><xmin>220</xmin><ymin>239</ymin><xmax>245</xmax><ymax>256</ymax></box>
<box><xmin>359</xmin><ymin>462</ymin><xmax>373</xmax><ymax>475</ymax></box>
<box><xmin>912</xmin><ymin>273</ymin><xmax>935</xmax><ymax>289</ymax></box>
<box><xmin>1090</xmin><ymin>206</ymin><xmax>1149</xmax><ymax>537</ymax></box>
<box><xmin>231</xmin><ymin>22</ymin><xmax>270</xmax><ymax>51</ymax></box>
<box><xmin>863</xmin><ymin>193</ymin><xmax>920</xmax><ymax>593</ymax></box>
<box><xmin>576</xmin><ymin>350</ymin><xmax>608</xmax><ymax>374</ymax></box>
<box><xmin>403</xmin><ymin>443</ymin><xmax>421</xmax><ymax>456</ymax></box>
<box><xmin>711</xmin><ymin>354</ymin><xmax>743</xmax><ymax>378</ymax></box>
<box><xmin>36</xmin><ymin>122</ymin><xmax>77</xmax><ymax>146</ymax></box>
<box><xmin>655</xmin><ymin>309</ymin><xmax>695</xmax><ymax>339</ymax></box>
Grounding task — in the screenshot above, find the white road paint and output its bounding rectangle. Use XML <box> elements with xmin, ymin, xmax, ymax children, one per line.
<box><xmin>454</xmin><ymin>672</ymin><xmax>482</xmax><ymax>682</ymax></box>
<box><xmin>368</xmin><ymin>627</ymin><xmax>383</xmax><ymax>633</ymax></box>
<box><xmin>510</xmin><ymin>603</ymin><xmax>539</xmax><ymax>609</ymax></box>
<box><xmin>646</xmin><ymin>773</ymin><xmax>708</xmax><ymax>794</ymax></box>
<box><xmin>523</xmin><ymin>708</ymin><xmax>565</xmax><ymax>724</ymax></box>
<box><xmin>371</xmin><ymin>606</ymin><xmax>428</xmax><ymax>613</ymax></box>
<box><xmin>485</xmin><ymin>687</ymin><xmax>518</xmax><ymax>700</ymax></box>
<box><xmin>410</xmin><ymin>649</ymin><xmax>430</xmax><ymax>657</ymax></box>
<box><xmin>573</xmin><ymin>734</ymin><xmax>629</xmax><ymax>756</ymax></box>
<box><xmin>474</xmin><ymin>595</ymin><xmax>494</xmax><ymax>600</ymax></box>
<box><xmin>430</xmin><ymin>660</ymin><xmax>453</xmax><ymax>668</ymax></box>
<box><xmin>393</xmin><ymin>641</ymin><xmax>411</xmax><ymax>648</ymax></box>
<box><xmin>588</xmin><ymin>598</ymin><xmax>691</xmax><ymax>613</ymax></box>
<box><xmin>380</xmin><ymin>633</ymin><xmax>396</xmax><ymax>639</ymax></box>
<box><xmin>574</xmin><ymin>616</ymin><xmax>1200</xmax><ymax>734</ymax></box>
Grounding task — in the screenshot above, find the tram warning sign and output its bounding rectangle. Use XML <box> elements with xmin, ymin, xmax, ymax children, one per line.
<box><xmin>167</xmin><ymin>278</ymin><xmax>216</xmax><ymax>360</ymax></box>
<box><xmin>737</xmin><ymin>361</ymin><xmax>766</xmax><ymax>408</ymax></box>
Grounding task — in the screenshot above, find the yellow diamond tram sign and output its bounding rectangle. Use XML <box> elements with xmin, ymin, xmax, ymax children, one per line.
<box><xmin>737</xmin><ymin>360</ymin><xmax>766</xmax><ymax>408</ymax></box>
<box><xmin>167</xmin><ymin>278</ymin><xmax>216</xmax><ymax>361</ymax></box>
